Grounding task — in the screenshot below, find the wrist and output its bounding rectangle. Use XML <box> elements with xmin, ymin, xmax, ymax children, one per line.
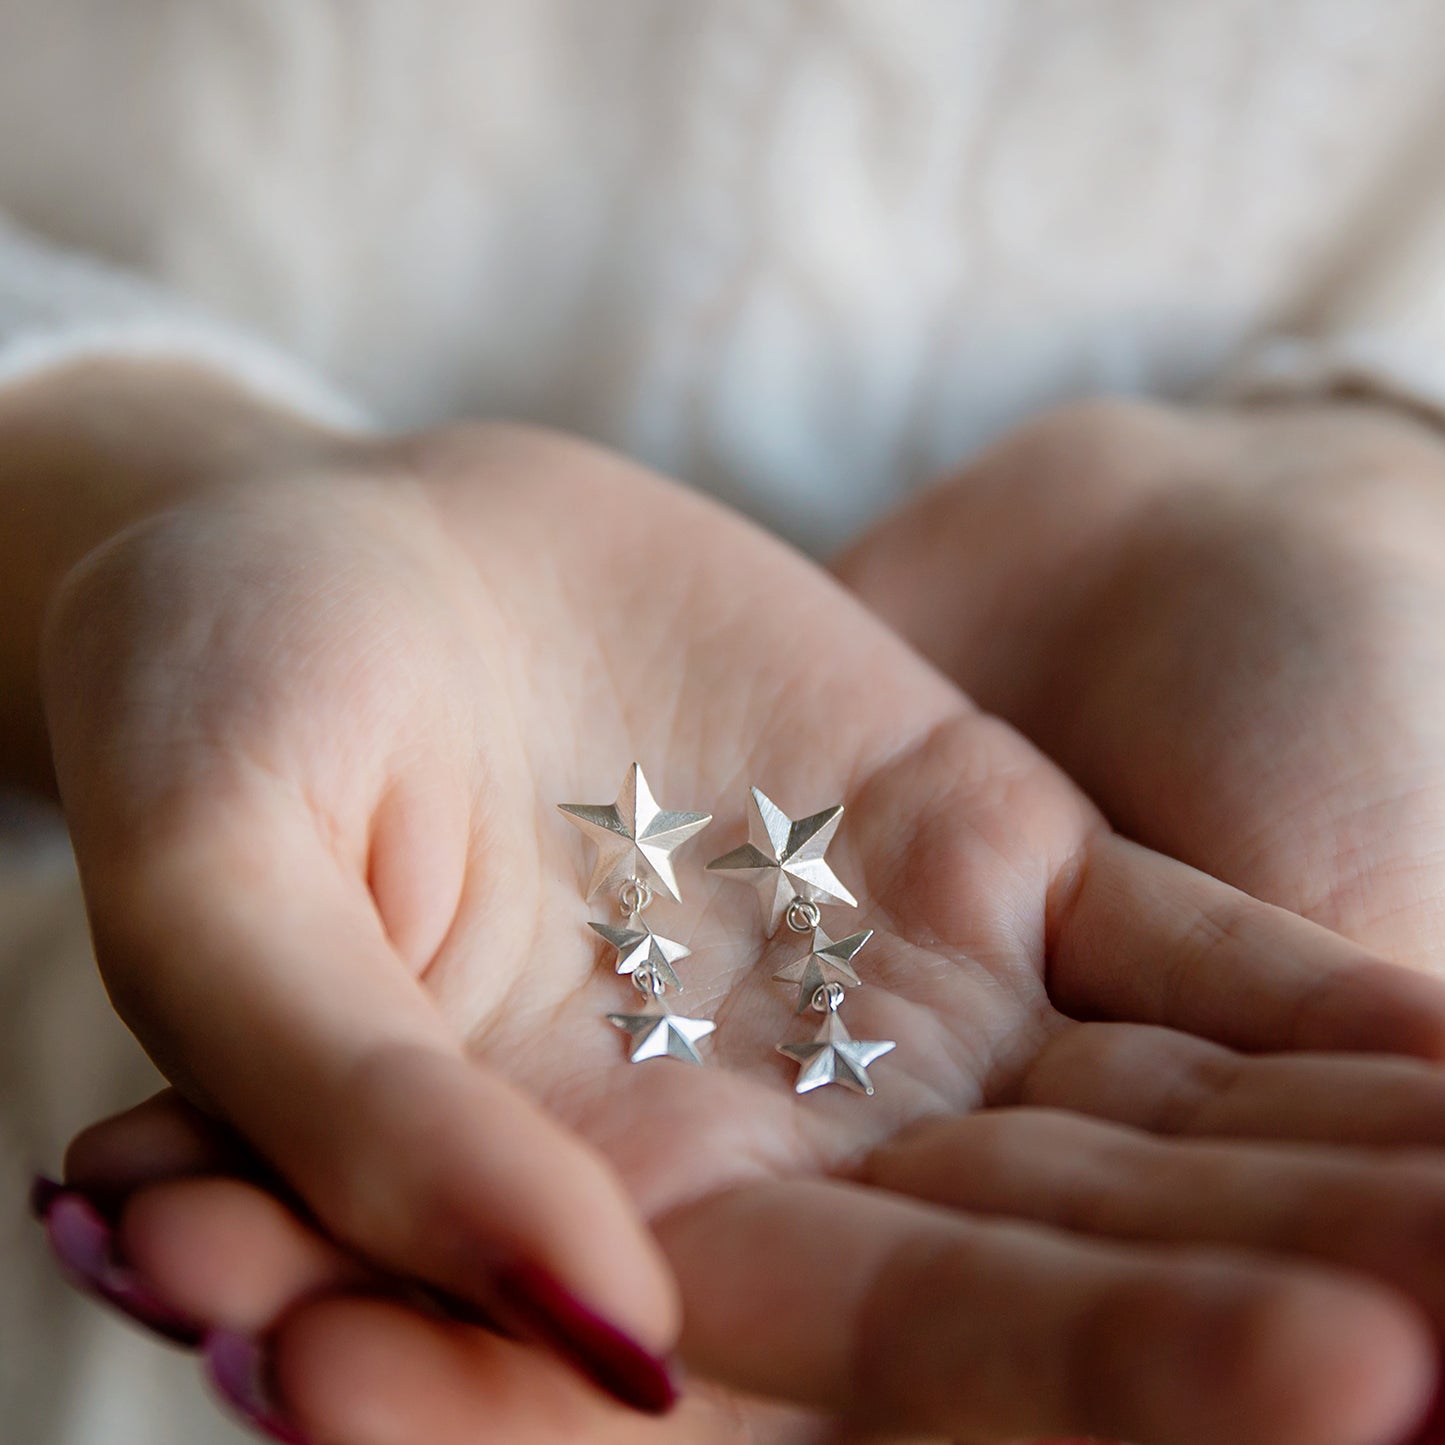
<box><xmin>0</xmin><ymin>357</ymin><xmax>374</xmax><ymax>792</ymax></box>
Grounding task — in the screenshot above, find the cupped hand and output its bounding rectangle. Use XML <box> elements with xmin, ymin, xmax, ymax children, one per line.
<box><xmin>836</xmin><ymin>397</ymin><xmax>1445</xmax><ymax>975</ymax></box>
<box><xmin>40</xmin><ymin>423</ymin><xmax>1445</xmax><ymax>1445</ymax></box>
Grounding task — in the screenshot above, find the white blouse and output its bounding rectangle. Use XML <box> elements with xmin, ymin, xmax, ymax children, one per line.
<box><xmin>6</xmin><ymin>1</ymin><xmax>1445</xmax><ymax>552</ymax></box>
<box><xmin>7</xmin><ymin>3</ymin><xmax>1445</xmax><ymax>1438</ymax></box>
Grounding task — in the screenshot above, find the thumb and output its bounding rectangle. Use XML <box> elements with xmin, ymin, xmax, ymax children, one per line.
<box><xmin>64</xmin><ymin>786</ymin><xmax>679</xmax><ymax>1415</ymax></box>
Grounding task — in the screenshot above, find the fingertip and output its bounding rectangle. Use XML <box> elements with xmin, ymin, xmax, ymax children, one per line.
<box><xmin>271</xmin><ymin>1294</ymin><xmax>684</xmax><ymax>1444</ymax></box>
<box><xmin>63</xmin><ymin>1090</ymin><xmax>239</xmax><ymax>1198</ymax></box>
<box><xmin>1298</xmin><ymin>960</ymin><xmax>1445</xmax><ymax>1063</ymax></box>
<box><xmin>41</xmin><ymin>1188</ymin><xmax>205</xmax><ymax>1348</ymax></box>
<box><xmin>204</xmin><ymin>1328</ymin><xmax>313</xmax><ymax>1445</ymax></box>
<box><xmin>1095</xmin><ymin>1270</ymin><xmax>1438</xmax><ymax>1445</ymax></box>
<box><xmin>270</xmin><ymin>1299</ymin><xmax>421</xmax><ymax>1445</ymax></box>
<box><xmin>120</xmin><ymin>1177</ymin><xmax>355</xmax><ymax>1333</ymax></box>
<box><xmin>269</xmin><ymin>1295</ymin><xmax>581</xmax><ymax>1444</ymax></box>
<box><xmin>1238</xmin><ymin>1280</ymin><xmax>1437</xmax><ymax>1445</ymax></box>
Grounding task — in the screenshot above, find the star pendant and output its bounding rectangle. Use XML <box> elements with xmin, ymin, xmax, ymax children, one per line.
<box><xmin>772</xmin><ymin>925</ymin><xmax>874</xmax><ymax>1012</ymax></box>
<box><xmin>589</xmin><ymin>919</ymin><xmax>691</xmax><ymax>992</ymax></box>
<box><xmin>558</xmin><ymin>763</ymin><xmax>711</xmax><ymax>902</ymax></box>
<box><xmin>607</xmin><ymin>1002</ymin><xmax>716</xmax><ymax>1066</ymax></box>
<box><xmin>777</xmin><ymin>1012</ymin><xmax>895</xmax><ymax>1095</ymax></box>
<box><xmin>706</xmin><ymin>786</ymin><xmax>857</xmax><ymax>933</ymax></box>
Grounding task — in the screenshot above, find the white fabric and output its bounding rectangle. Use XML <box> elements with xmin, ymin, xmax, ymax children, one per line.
<box><xmin>0</xmin><ymin>810</ymin><xmax>245</xmax><ymax>1443</ymax></box>
<box><xmin>0</xmin><ymin>218</ymin><xmax>369</xmax><ymax>429</ymax></box>
<box><xmin>4</xmin><ymin>1</ymin><xmax>1445</xmax><ymax>550</ymax></box>
<box><xmin>8</xmin><ymin>3</ymin><xmax>1445</xmax><ymax>1439</ymax></box>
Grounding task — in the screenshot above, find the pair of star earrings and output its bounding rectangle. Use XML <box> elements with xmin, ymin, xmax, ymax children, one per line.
<box><xmin>559</xmin><ymin>763</ymin><xmax>896</xmax><ymax>1096</ymax></box>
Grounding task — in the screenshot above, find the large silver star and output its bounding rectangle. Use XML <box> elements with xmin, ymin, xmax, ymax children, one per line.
<box><xmin>706</xmin><ymin>787</ymin><xmax>857</xmax><ymax>934</ymax></box>
<box><xmin>777</xmin><ymin>1012</ymin><xmax>895</xmax><ymax>1095</ymax></box>
<box><xmin>589</xmin><ymin>919</ymin><xmax>691</xmax><ymax>992</ymax></box>
<box><xmin>607</xmin><ymin>1002</ymin><xmax>716</xmax><ymax>1066</ymax></box>
<box><xmin>558</xmin><ymin>763</ymin><xmax>711</xmax><ymax>903</ymax></box>
<box><xmin>773</xmin><ymin>926</ymin><xmax>873</xmax><ymax>1012</ymax></box>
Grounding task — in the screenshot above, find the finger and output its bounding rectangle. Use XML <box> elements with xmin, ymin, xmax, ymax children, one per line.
<box><xmin>119</xmin><ymin>1176</ymin><xmax>368</xmax><ymax>1335</ymax></box>
<box><xmin>120</xmin><ymin>1174</ymin><xmax>526</xmax><ymax>1340</ymax></box>
<box><xmin>64</xmin><ymin>1089</ymin><xmax>257</xmax><ymax>1202</ymax></box>
<box><xmin>120</xmin><ymin>1180</ymin><xmax>791</xmax><ymax>1444</ymax></box>
<box><xmin>867</xmin><ymin>1107</ymin><xmax>1445</xmax><ymax>1330</ymax></box>
<box><xmin>261</xmin><ymin>1296</ymin><xmax>722</xmax><ymax>1445</ymax></box>
<box><xmin>1051</xmin><ymin>833</ymin><xmax>1445</xmax><ymax>1058</ymax></box>
<box><xmin>66</xmin><ymin>800</ymin><xmax>679</xmax><ymax>1413</ymax></box>
<box><xmin>658</xmin><ymin>1178</ymin><xmax>1434</xmax><ymax>1445</ymax></box>
<box><xmin>1023</xmin><ymin>1021</ymin><xmax>1445</xmax><ymax>1147</ymax></box>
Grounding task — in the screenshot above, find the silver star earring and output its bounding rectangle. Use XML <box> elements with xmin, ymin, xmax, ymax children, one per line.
<box><xmin>708</xmin><ymin>786</ymin><xmax>896</xmax><ymax>1096</ymax></box>
<box><xmin>559</xmin><ymin>763</ymin><xmax>717</xmax><ymax>1066</ymax></box>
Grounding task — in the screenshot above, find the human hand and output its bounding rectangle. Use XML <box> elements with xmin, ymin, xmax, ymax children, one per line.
<box><xmin>34</xmin><ymin>420</ymin><xmax>1445</xmax><ymax>1445</ymax></box>
<box><xmin>836</xmin><ymin>398</ymin><xmax>1445</xmax><ymax>975</ymax></box>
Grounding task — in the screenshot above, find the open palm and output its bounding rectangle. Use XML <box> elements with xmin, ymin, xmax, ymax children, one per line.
<box><xmin>43</xmin><ymin>424</ymin><xmax>1445</xmax><ymax>1445</ymax></box>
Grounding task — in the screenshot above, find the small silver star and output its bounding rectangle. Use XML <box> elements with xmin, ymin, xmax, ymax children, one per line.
<box><xmin>558</xmin><ymin>763</ymin><xmax>711</xmax><ymax>903</ymax></box>
<box><xmin>777</xmin><ymin>1012</ymin><xmax>895</xmax><ymax>1095</ymax></box>
<box><xmin>773</xmin><ymin>926</ymin><xmax>873</xmax><ymax>1012</ymax></box>
<box><xmin>589</xmin><ymin>920</ymin><xmax>691</xmax><ymax>992</ymax></box>
<box><xmin>706</xmin><ymin>787</ymin><xmax>857</xmax><ymax>934</ymax></box>
<box><xmin>607</xmin><ymin>1002</ymin><xmax>716</xmax><ymax>1065</ymax></box>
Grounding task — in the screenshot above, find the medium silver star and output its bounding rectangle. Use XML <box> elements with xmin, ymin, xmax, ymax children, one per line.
<box><xmin>607</xmin><ymin>1003</ymin><xmax>716</xmax><ymax>1065</ymax></box>
<box><xmin>777</xmin><ymin>1012</ymin><xmax>895</xmax><ymax>1095</ymax></box>
<box><xmin>558</xmin><ymin>763</ymin><xmax>711</xmax><ymax>903</ymax></box>
<box><xmin>706</xmin><ymin>787</ymin><xmax>857</xmax><ymax>934</ymax></box>
<box><xmin>589</xmin><ymin>919</ymin><xmax>691</xmax><ymax>992</ymax></box>
<box><xmin>773</xmin><ymin>926</ymin><xmax>874</xmax><ymax>1012</ymax></box>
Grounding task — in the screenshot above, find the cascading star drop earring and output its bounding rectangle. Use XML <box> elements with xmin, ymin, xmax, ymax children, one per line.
<box><xmin>708</xmin><ymin>786</ymin><xmax>896</xmax><ymax>1096</ymax></box>
<box><xmin>559</xmin><ymin>763</ymin><xmax>717</xmax><ymax>1066</ymax></box>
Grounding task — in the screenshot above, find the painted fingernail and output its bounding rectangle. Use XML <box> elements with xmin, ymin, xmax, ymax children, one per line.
<box><xmin>41</xmin><ymin>1188</ymin><xmax>203</xmax><ymax>1348</ymax></box>
<box><xmin>492</xmin><ymin>1262</ymin><xmax>678</xmax><ymax>1415</ymax></box>
<box><xmin>205</xmin><ymin>1330</ymin><xmax>313</xmax><ymax>1445</ymax></box>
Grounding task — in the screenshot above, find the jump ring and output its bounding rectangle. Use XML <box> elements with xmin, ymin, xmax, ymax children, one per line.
<box><xmin>786</xmin><ymin>898</ymin><xmax>822</xmax><ymax>934</ymax></box>
<box><xmin>620</xmin><ymin>878</ymin><xmax>654</xmax><ymax>916</ymax></box>
<box><xmin>633</xmin><ymin>964</ymin><xmax>665</xmax><ymax>998</ymax></box>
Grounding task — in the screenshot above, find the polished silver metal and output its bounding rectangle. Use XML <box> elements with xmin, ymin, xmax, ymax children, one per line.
<box><xmin>777</xmin><ymin>1012</ymin><xmax>896</xmax><ymax>1096</ymax></box>
<box><xmin>773</xmin><ymin>925</ymin><xmax>873</xmax><ymax>1013</ymax></box>
<box><xmin>590</xmin><ymin>918</ymin><xmax>690</xmax><ymax>992</ymax></box>
<box><xmin>632</xmin><ymin>964</ymin><xmax>665</xmax><ymax>997</ymax></box>
<box><xmin>785</xmin><ymin>898</ymin><xmax>822</xmax><ymax>934</ymax></box>
<box><xmin>608</xmin><ymin>1001</ymin><xmax>717</xmax><ymax>1066</ymax></box>
<box><xmin>707</xmin><ymin>786</ymin><xmax>857</xmax><ymax>934</ymax></box>
<box><xmin>559</xmin><ymin>763</ymin><xmax>712</xmax><ymax>903</ymax></box>
<box><xmin>716</xmin><ymin>780</ymin><xmax>898</xmax><ymax>1097</ymax></box>
<box><xmin>561</xmin><ymin>763</ymin><xmax>717</xmax><ymax>1067</ymax></box>
<box><xmin>619</xmin><ymin>877</ymin><xmax>654</xmax><ymax>917</ymax></box>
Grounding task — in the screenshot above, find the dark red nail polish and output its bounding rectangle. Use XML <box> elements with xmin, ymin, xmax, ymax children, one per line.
<box><xmin>492</xmin><ymin>1262</ymin><xmax>677</xmax><ymax>1415</ymax></box>
<box><xmin>41</xmin><ymin>1189</ymin><xmax>203</xmax><ymax>1348</ymax></box>
<box><xmin>205</xmin><ymin>1330</ymin><xmax>313</xmax><ymax>1445</ymax></box>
